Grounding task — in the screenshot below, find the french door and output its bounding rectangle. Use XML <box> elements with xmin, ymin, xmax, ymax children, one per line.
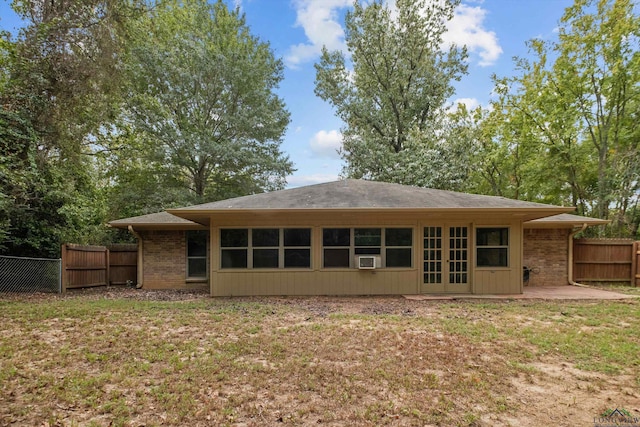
<box><xmin>422</xmin><ymin>225</ymin><xmax>470</xmax><ymax>293</ymax></box>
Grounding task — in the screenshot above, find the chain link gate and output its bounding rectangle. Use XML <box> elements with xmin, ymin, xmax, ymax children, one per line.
<box><xmin>0</xmin><ymin>255</ymin><xmax>62</xmax><ymax>293</ymax></box>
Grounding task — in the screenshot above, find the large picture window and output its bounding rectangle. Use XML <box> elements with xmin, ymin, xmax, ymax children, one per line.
<box><xmin>187</xmin><ymin>230</ymin><xmax>208</xmax><ymax>278</ymax></box>
<box><xmin>220</xmin><ymin>228</ymin><xmax>311</xmax><ymax>269</ymax></box>
<box><xmin>322</xmin><ymin>228</ymin><xmax>412</xmax><ymax>268</ymax></box>
<box><xmin>476</xmin><ymin>227</ymin><xmax>509</xmax><ymax>267</ymax></box>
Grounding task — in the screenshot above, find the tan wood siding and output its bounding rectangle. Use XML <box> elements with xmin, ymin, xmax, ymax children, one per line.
<box><xmin>472</xmin><ymin>220</ymin><xmax>522</xmax><ymax>294</ymax></box>
<box><xmin>205</xmin><ymin>212</ymin><xmax>526</xmax><ymax>296</ymax></box>
<box><xmin>211</xmin><ymin>270</ymin><xmax>418</xmax><ymax>296</ymax></box>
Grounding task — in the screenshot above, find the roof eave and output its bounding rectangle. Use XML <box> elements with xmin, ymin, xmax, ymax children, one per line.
<box><xmin>107</xmin><ymin>222</ymin><xmax>208</xmax><ymax>230</ymax></box>
<box><xmin>524</xmin><ymin>219</ymin><xmax>611</xmax><ymax>229</ymax></box>
<box><xmin>168</xmin><ymin>206</ymin><xmax>575</xmax><ymax>223</ymax></box>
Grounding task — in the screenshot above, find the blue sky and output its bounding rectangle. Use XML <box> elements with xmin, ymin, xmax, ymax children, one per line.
<box><xmin>0</xmin><ymin>0</ymin><xmax>576</xmax><ymax>188</ymax></box>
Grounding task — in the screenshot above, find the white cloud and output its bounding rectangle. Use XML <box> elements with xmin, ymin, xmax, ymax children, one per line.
<box><xmin>443</xmin><ymin>4</ymin><xmax>502</xmax><ymax>67</ymax></box>
<box><xmin>286</xmin><ymin>0</ymin><xmax>353</xmax><ymax>68</ymax></box>
<box><xmin>286</xmin><ymin>0</ymin><xmax>501</xmax><ymax>68</ymax></box>
<box><xmin>309</xmin><ymin>129</ymin><xmax>343</xmax><ymax>158</ymax></box>
<box><xmin>287</xmin><ymin>173</ymin><xmax>341</xmax><ymax>188</ymax></box>
<box><xmin>452</xmin><ymin>97</ymin><xmax>480</xmax><ymax>110</ymax></box>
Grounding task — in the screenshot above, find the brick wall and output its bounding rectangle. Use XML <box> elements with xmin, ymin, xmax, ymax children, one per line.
<box><xmin>140</xmin><ymin>230</ymin><xmax>207</xmax><ymax>290</ymax></box>
<box><xmin>523</xmin><ymin>228</ymin><xmax>570</xmax><ymax>286</ymax></box>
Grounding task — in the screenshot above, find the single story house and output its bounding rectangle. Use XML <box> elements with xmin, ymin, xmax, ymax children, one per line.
<box><xmin>109</xmin><ymin>179</ymin><xmax>608</xmax><ymax>296</ymax></box>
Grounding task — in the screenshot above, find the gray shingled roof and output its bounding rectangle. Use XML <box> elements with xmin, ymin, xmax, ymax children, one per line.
<box><xmin>525</xmin><ymin>213</ymin><xmax>610</xmax><ymax>227</ymax></box>
<box><xmin>110</xmin><ymin>180</ymin><xmax>577</xmax><ymax>228</ymax></box>
<box><xmin>109</xmin><ymin>211</ymin><xmax>202</xmax><ymax>229</ymax></box>
<box><xmin>169</xmin><ymin>179</ymin><xmax>568</xmax><ymax>211</ymax></box>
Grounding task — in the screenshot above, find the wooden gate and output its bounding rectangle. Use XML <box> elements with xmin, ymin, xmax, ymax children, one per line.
<box><xmin>61</xmin><ymin>244</ymin><xmax>138</xmax><ymax>291</ymax></box>
<box><xmin>108</xmin><ymin>244</ymin><xmax>138</xmax><ymax>285</ymax></box>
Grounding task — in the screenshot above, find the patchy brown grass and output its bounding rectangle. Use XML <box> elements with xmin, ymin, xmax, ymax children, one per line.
<box><xmin>0</xmin><ymin>288</ymin><xmax>639</xmax><ymax>426</ymax></box>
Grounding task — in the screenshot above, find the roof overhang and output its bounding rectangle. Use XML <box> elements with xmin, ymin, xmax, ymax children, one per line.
<box><xmin>107</xmin><ymin>211</ymin><xmax>207</xmax><ymax>230</ymax></box>
<box><xmin>167</xmin><ymin>206</ymin><xmax>576</xmax><ymax>226</ymax></box>
<box><xmin>109</xmin><ymin>223</ymin><xmax>207</xmax><ymax>231</ymax></box>
<box><xmin>524</xmin><ymin>213</ymin><xmax>610</xmax><ymax>229</ymax></box>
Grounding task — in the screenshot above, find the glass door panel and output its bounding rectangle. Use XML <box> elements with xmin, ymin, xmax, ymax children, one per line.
<box><xmin>448</xmin><ymin>226</ymin><xmax>469</xmax><ymax>285</ymax></box>
<box><xmin>423</xmin><ymin>226</ymin><xmax>442</xmax><ymax>285</ymax></box>
<box><xmin>422</xmin><ymin>225</ymin><xmax>470</xmax><ymax>293</ymax></box>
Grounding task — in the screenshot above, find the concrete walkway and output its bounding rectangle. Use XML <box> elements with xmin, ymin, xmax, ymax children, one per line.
<box><xmin>404</xmin><ymin>285</ymin><xmax>638</xmax><ymax>301</ymax></box>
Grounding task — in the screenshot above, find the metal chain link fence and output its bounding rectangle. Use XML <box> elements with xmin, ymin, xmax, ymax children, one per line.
<box><xmin>0</xmin><ymin>255</ymin><xmax>61</xmax><ymax>293</ymax></box>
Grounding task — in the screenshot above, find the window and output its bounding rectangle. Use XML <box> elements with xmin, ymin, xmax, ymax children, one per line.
<box><xmin>221</xmin><ymin>229</ymin><xmax>248</xmax><ymax>268</ymax></box>
<box><xmin>322</xmin><ymin>227</ymin><xmax>413</xmax><ymax>268</ymax></box>
<box><xmin>252</xmin><ymin>228</ymin><xmax>279</xmax><ymax>268</ymax></box>
<box><xmin>386</xmin><ymin>228</ymin><xmax>412</xmax><ymax>268</ymax></box>
<box><xmin>355</xmin><ymin>228</ymin><xmax>381</xmax><ymax>255</ymax></box>
<box><xmin>476</xmin><ymin>227</ymin><xmax>509</xmax><ymax>267</ymax></box>
<box><xmin>187</xmin><ymin>231</ymin><xmax>208</xmax><ymax>278</ymax></box>
<box><xmin>284</xmin><ymin>228</ymin><xmax>311</xmax><ymax>268</ymax></box>
<box><xmin>323</xmin><ymin>228</ymin><xmax>350</xmax><ymax>268</ymax></box>
<box><xmin>220</xmin><ymin>228</ymin><xmax>311</xmax><ymax>269</ymax></box>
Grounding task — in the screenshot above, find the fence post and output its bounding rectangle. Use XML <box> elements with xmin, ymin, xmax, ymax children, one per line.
<box><xmin>631</xmin><ymin>241</ymin><xmax>640</xmax><ymax>287</ymax></box>
<box><xmin>106</xmin><ymin>248</ymin><xmax>110</xmax><ymax>286</ymax></box>
<box><xmin>60</xmin><ymin>244</ymin><xmax>67</xmax><ymax>293</ymax></box>
<box><xmin>58</xmin><ymin>258</ymin><xmax>62</xmax><ymax>293</ymax></box>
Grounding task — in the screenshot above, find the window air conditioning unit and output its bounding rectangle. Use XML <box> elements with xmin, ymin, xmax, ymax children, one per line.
<box><xmin>358</xmin><ymin>255</ymin><xmax>377</xmax><ymax>270</ymax></box>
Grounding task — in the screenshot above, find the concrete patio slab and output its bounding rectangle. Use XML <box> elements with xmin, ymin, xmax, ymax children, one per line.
<box><xmin>404</xmin><ymin>285</ymin><xmax>638</xmax><ymax>301</ymax></box>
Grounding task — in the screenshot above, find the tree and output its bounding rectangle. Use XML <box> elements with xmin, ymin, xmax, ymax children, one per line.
<box><xmin>0</xmin><ymin>0</ymin><xmax>146</xmax><ymax>255</ymax></box>
<box><xmin>6</xmin><ymin>0</ymin><xmax>144</xmax><ymax>161</ymax></box>
<box><xmin>314</xmin><ymin>0</ymin><xmax>468</xmax><ymax>187</ymax></box>
<box><xmin>470</xmin><ymin>70</ymin><xmax>598</xmax><ymax>210</ymax></box>
<box><xmin>122</xmin><ymin>0</ymin><xmax>293</xmax><ymax>204</ymax></box>
<box><xmin>553</xmin><ymin>0</ymin><xmax>639</xmax><ymax>219</ymax></box>
<box><xmin>468</xmin><ymin>0</ymin><xmax>639</xmax><ymax>237</ymax></box>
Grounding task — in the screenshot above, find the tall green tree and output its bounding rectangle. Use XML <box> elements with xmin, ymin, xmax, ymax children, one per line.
<box><xmin>470</xmin><ymin>0</ymin><xmax>639</xmax><ymax>237</ymax></box>
<box><xmin>553</xmin><ymin>0</ymin><xmax>640</xmax><ymax>220</ymax></box>
<box><xmin>314</xmin><ymin>0</ymin><xmax>468</xmax><ymax>187</ymax></box>
<box><xmin>121</xmin><ymin>0</ymin><xmax>292</xmax><ymax>205</ymax></box>
<box><xmin>470</xmin><ymin>70</ymin><xmax>598</xmax><ymax>210</ymax></box>
<box><xmin>0</xmin><ymin>0</ymin><xmax>146</xmax><ymax>256</ymax></box>
<box><xmin>6</xmin><ymin>0</ymin><xmax>143</xmax><ymax>161</ymax></box>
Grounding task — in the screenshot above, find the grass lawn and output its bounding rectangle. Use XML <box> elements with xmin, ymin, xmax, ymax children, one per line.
<box><xmin>1</xmin><ymin>289</ymin><xmax>639</xmax><ymax>426</ymax></box>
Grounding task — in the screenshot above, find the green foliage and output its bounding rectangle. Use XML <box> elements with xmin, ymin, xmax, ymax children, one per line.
<box><xmin>471</xmin><ymin>0</ymin><xmax>640</xmax><ymax>236</ymax></box>
<box><xmin>0</xmin><ymin>0</ymin><xmax>148</xmax><ymax>255</ymax></box>
<box><xmin>1</xmin><ymin>0</ymin><xmax>295</xmax><ymax>253</ymax></box>
<box><xmin>121</xmin><ymin>0</ymin><xmax>293</xmax><ymax>205</ymax></box>
<box><xmin>314</xmin><ymin>0</ymin><xmax>469</xmax><ymax>188</ymax></box>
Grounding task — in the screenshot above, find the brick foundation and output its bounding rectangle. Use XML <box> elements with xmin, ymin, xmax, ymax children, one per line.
<box><xmin>523</xmin><ymin>228</ymin><xmax>570</xmax><ymax>286</ymax></box>
<box><xmin>140</xmin><ymin>230</ymin><xmax>207</xmax><ymax>290</ymax></box>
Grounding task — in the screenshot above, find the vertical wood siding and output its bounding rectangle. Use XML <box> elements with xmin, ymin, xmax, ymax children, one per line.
<box><xmin>205</xmin><ymin>213</ymin><xmax>524</xmax><ymax>296</ymax></box>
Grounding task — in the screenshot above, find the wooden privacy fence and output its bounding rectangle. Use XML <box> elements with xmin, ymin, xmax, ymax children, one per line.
<box><xmin>61</xmin><ymin>244</ymin><xmax>137</xmax><ymax>291</ymax></box>
<box><xmin>573</xmin><ymin>239</ymin><xmax>639</xmax><ymax>286</ymax></box>
<box><xmin>108</xmin><ymin>244</ymin><xmax>138</xmax><ymax>286</ymax></box>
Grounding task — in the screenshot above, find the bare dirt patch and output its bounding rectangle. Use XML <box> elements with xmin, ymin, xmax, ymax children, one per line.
<box><xmin>0</xmin><ymin>288</ymin><xmax>638</xmax><ymax>426</ymax></box>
